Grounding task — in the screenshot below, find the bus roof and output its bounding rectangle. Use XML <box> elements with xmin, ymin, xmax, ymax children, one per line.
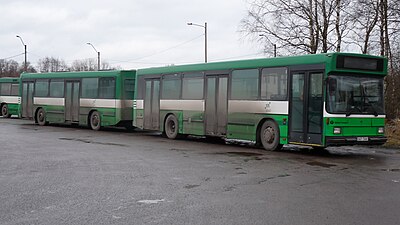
<box><xmin>20</xmin><ymin>70</ymin><xmax>136</xmax><ymax>79</ymax></box>
<box><xmin>136</xmin><ymin>53</ymin><xmax>387</xmax><ymax>76</ymax></box>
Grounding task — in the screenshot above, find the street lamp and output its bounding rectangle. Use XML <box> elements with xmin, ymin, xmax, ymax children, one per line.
<box><xmin>86</xmin><ymin>42</ymin><xmax>100</xmax><ymax>71</ymax></box>
<box><xmin>259</xmin><ymin>34</ymin><xmax>276</xmax><ymax>57</ymax></box>
<box><xmin>16</xmin><ymin>35</ymin><xmax>27</xmax><ymax>72</ymax></box>
<box><xmin>187</xmin><ymin>22</ymin><xmax>207</xmax><ymax>63</ymax></box>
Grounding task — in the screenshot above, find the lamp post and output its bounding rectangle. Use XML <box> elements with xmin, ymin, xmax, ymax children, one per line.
<box><xmin>187</xmin><ymin>22</ymin><xmax>207</xmax><ymax>63</ymax></box>
<box><xmin>259</xmin><ymin>34</ymin><xmax>276</xmax><ymax>57</ymax></box>
<box><xmin>86</xmin><ymin>42</ymin><xmax>100</xmax><ymax>71</ymax></box>
<box><xmin>16</xmin><ymin>35</ymin><xmax>27</xmax><ymax>72</ymax></box>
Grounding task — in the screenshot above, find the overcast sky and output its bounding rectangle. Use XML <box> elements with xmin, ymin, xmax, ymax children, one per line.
<box><xmin>0</xmin><ymin>0</ymin><xmax>263</xmax><ymax>69</ymax></box>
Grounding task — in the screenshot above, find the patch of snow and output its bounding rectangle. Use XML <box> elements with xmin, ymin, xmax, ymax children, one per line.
<box><xmin>137</xmin><ymin>199</ymin><xmax>165</xmax><ymax>204</ymax></box>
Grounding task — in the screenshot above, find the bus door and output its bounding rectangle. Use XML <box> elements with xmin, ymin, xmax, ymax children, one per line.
<box><xmin>65</xmin><ymin>80</ymin><xmax>80</xmax><ymax>122</ymax></box>
<box><xmin>144</xmin><ymin>79</ymin><xmax>160</xmax><ymax>130</ymax></box>
<box><xmin>21</xmin><ymin>81</ymin><xmax>34</xmax><ymax>118</ymax></box>
<box><xmin>289</xmin><ymin>71</ymin><xmax>324</xmax><ymax>145</ymax></box>
<box><xmin>205</xmin><ymin>75</ymin><xmax>228</xmax><ymax>136</ymax></box>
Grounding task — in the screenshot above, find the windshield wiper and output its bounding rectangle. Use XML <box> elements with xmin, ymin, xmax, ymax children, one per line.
<box><xmin>346</xmin><ymin>106</ymin><xmax>361</xmax><ymax>117</ymax></box>
<box><xmin>366</xmin><ymin>103</ymin><xmax>379</xmax><ymax>117</ymax></box>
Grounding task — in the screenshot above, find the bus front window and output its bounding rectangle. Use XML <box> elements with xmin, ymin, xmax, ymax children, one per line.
<box><xmin>326</xmin><ymin>75</ymin><xmax>384</xmax><ymax>115</ymax></box>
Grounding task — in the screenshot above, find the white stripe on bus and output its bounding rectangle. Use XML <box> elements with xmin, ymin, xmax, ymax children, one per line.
<box><xmin>0</xmin><ymin>96</ymin><xmax>19</xmax><ymax>104</ymax></box>
<box><xmin>33</xmin><ymin>98</ymin><xmax>132</xmax><ymax>109</ymax></box>
<box><xmin>80</xmin><ymin>99</ymin><xmax>122</xmax><ymax>108</ymax></box>
<box><xmin>136</xmin><ymin>99</ymin><xmax>289</xmax><ymax>114</ymax></box>
<box><xmin>160</xmin><ymin>100</ymin><xmax>205</xmax><ymax>111</ymax></box>
<box><xmin>34</xmin><ymin>97</ymin><xmax>64</xmax><ymax>106</ymax></box>
<box><xmin>229</xmin><ymin>100</ymin><xmax>289</xmax><ymax>114</ymax></box>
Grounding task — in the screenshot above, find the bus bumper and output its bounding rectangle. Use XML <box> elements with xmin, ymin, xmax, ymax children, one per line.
<box><xmin>326</xmin><ymin>136</ymin><xmax>387</xmax><ymax>146</ymax></box>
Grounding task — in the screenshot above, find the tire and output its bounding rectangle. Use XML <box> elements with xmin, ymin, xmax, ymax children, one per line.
<box><xmin>36</xmin><ymin>108</ymin><xmax>47</xmax><ymax>126</ymax></box>
<box><xmin>164</xmin><ymin>114</ymin><xmax>179</xmax><ymax>139</ymax></box>
<box><xmin>260</xmin><ymin>120</ymin><xmax>283</xmax><ymax>151</ymax></box>
<box><xmin>1</xmin><ymin>104</ymin><xmax>11</xmax><ymax>118</ymax></box>
<box><xmin>90</xmin><ymin>111</ymin><xmax>101</xmax><ymax>131</ymax></box>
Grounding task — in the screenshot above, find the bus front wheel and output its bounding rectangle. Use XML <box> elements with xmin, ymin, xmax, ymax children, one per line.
<box><xmin>260</xmin><ymin>120</ymin><xmax>282</xmax><ymax>151</ymax></box>
<box><xmin>36</xmin><ymin>108</ymin><xmax>47</xmax><ymax>126</ymax></box>
<box><xmin>90</xmin><ymin>111</ymin><xmax>101</xmax><ymax>131</ymax></box>
<box><xmin>1</xmin><ymin>104</ymin><xmax>11</xmax><ymax>118</ymax></box>
<box><xmin>165</xmin><ymin>114</ymin><xmax>179</xmax><ymax>139</ymax></box>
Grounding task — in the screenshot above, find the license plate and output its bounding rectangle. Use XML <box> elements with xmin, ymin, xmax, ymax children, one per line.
<box><xmin>357</xmin><ymin>137</ymin><xmax>369</xmax><ymax>142</ymax></box>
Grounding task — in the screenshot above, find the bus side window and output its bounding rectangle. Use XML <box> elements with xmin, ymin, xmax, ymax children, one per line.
<box><xmin>231</xmin><ymin>69</ymin><xmax>259</xmax><ymax>100</ymax></box>
<box><xmin>162</xmin><ymin>74</ymin><xmax>181</xmax><ymax>99</ymax></box>
<box><xmin>182</xmin><ymin>73</ymin><xmax>203</xmax><ymax>100</ymax></box>
<box><xmin>124</xmin><ymin>79</ymin><xmax>135</xmax><ymax>99</ymax></box>
<box><xmin>49</xmin><ymin>80</ymin><xmax>64</xmax><ymax>97</ymax></box>
<box><xmin>82</xmin><ymin>78</ymin><xmax>99</xmax><ymax>98</ymax></box>
<box><xmin>99</xmin><ymin>77</ymin><xmax>116</xmax><ymax>99</ymax></box>
<box><xmin>261</xmin><ymin>67</ymin><xmax>287</xmax><ymax>100</ymax></box>
<box><xmin>35</xmin><ymin>80</ymin><xmax>49</xmax><ymax>97</ymax></box>
<box><xmin>0</xmin><ymin>83</ymin><xmax>11</xmax><ymax>96</ymax></box>
<box><xmin>11</xmin><ymin>84</ymin><xmax>19</xmax><ymax>96</ymax></box>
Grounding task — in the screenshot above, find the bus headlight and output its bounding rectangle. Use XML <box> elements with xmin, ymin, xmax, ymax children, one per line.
<box><xmin>378</xmin><ymin>127</ymin><xmax>385</xmax><ymax>134</ymax></box>
<box><xmin>333</xmin><ymin>127</ymin><xmax>341</xmax><ymax>134</ymax></box>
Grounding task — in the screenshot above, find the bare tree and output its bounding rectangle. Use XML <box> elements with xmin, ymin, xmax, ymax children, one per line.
<box><xmin>335</xmin><ymin>0</ymin><xmax>352</xmax><ymax>52</ymax></box>
<box><xmin>100</xmin><ymin>61</ymin><xmax>122</xmax><ymax>71</ymax></box>
<box><xmin>348</xmin><ymin>0</ymin><xmax>380</xmax><ymax>54</ymax></box>
<box><xmin>0</xmin><ymin>59</ymin><xmax>20</xmax><ymax>77</ymax></box>
<box><xmin>240</xmin><ymin>0</ymin><xmax>349</xmax><ymax>55</ymax></box>
<box><xmin>70</xmin><ymin>58</ymin><xmax>98</xmax><ymax>71</ymax></box>
<box><xmin>37</xmin><ymin>57</ymin><xmax>69</xmax><ymax>73</ymax></box>
<box><xmin>0</xmin><ymin>59</ymin><xmax>36</xmax><ymax>77</ymax></box>
<box><xmin>70</xmin><ymin>59</ymin><xmax>120</xmax><ymax>72</ymax></box>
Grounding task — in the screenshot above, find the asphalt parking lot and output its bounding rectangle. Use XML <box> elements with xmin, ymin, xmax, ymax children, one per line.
<box><xmin>1</xmin><ymin>118</ymin><xmax>399</xmax><ymax>225</ymax></box>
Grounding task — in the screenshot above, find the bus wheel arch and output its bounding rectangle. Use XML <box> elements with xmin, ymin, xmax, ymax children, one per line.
<box><xmin>1</xmin><ymin>103</ymin><xmax>11</xmax><ymax>118</ymax></box>
<box><xmin>88</xmin><ymin>110</ymin><xmax>101</xmax><ymax>131</ymax></box>
<box><xmin>35</xmin><ymin>107</ymin><xmax>48</xmax><ymax>126</ymax></box>
<box><xmin>257</xmin><ymin>119</ymin><xmax>283</xmax><ymax>151</ymax></box>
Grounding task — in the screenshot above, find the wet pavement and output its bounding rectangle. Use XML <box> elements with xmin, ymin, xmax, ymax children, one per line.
<box><xmin>0</xmin><ymin>118</ymin><xmax>399</xmax><ymax>225</ymax></box>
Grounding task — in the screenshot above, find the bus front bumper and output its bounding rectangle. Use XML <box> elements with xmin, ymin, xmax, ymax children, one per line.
<box><xmin>326</xmin><ymin>136</ymin><xmax>387</xmax><ymax>146</ymax></box>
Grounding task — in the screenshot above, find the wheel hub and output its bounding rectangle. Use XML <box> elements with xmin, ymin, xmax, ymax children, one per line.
<box><xmin>263</xmin><ymin>127</ymin><xmax>275</xmax><ymax>143</ymax></box>
<box><xmin>169</xmin><ymin>121</ymin><xmax>175</xmax><ymax>132</ymax></box>
<box><xmin>92</xmin><ymin>116</ymin><xmax>99</xmax><ymax>126</ymax></box>
<box><xmin>39</xmin><ymin>112</ymin><xmax>44</xmax><ymax>121</ymax></box>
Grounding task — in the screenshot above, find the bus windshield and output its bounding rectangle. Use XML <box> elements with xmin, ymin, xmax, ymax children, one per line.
<box><xmin>326</xmin><ymin>75</ymin><xmax>384</xmax><ymax>116</ymax></box>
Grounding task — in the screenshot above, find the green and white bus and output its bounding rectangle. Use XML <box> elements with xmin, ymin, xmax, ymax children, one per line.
<box><xmin>20</xmin><ymin>70</ymin><xmax>136</xmax><ymax>130</ymax></box>
<box><xmin>133</xmin><ymin>53</ymin><xmax>387</xmax><ymax>150</ymax></box>
<box><xmin>0</xmin><ymin>77</ymin><xmax>20</xmax><ymax>118</ymax></box>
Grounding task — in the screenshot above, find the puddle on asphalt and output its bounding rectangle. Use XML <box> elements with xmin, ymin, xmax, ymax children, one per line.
<box><xmin>59</xmin><ymin>137</ymin><xmax>128</xmax><ymax>147</ymax></box>
<box><xmin>184</xmin><ymin>184</ymin><xmax>200</xmax><ymax>189</ymax></box>
<box><xmin>204</xmin><ymin>151</ymin><xmax>268</xmax><ymax>162</ymax></box>
<box><xmin>226</xmin><ymin>152</ymin><xmax>263</xmax><ymax>157</ymax></box>
<box><xmin>258</xmin><ymin>174</ymin><xmax>291</xmax><ymax>184</ymax></box>
<box><xmin>381</xmin><ymin>168</ymin><xmax>400</xmax><ymax>172</ymax></box>
<box><xmin>169</xmin><ymin>148</ymin><xmax>189</xmax><ymax>152</ymax></box>
<box><xmin>306</xmin><ymin>161</ymin><xmax>337</xmax><ymax>168</ymax></box>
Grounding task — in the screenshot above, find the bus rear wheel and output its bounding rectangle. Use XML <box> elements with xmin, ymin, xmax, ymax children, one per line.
<box><xmin>165</xmin><ymin>114</ymin><xmax>179</xmax><ymax>139</ymax></box>
<box><xmin>36</xmin><ymin>108</ymin><xmax>47</xmax><ymax>126</ymax></box>
<box><xmin>260</xmin><ymin>120</ymin><xmax>282</xmax><ymax>151</ymax></box>
<box><xmin>90</xmin><ymin>111</ymin><xmax>101</xmax><ymax>131</ymax></box>
<box><xmin>1</xmin><ymin>104</ymin><xmax>11</xmax><ymax>118</ymax></box>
